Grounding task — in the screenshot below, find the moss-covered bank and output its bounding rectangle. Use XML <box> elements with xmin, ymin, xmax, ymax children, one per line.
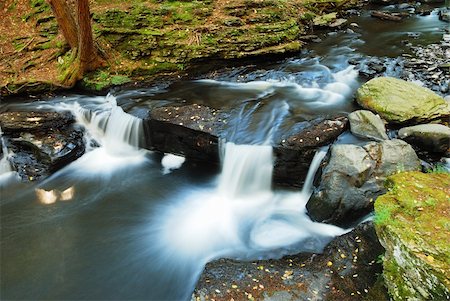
<box><xmin>374</xmin><ymin>171</ymin><xmax>450</xmax><ymax>300</ymax></box>
<box><xmin>0</xmin><ymin>0</ymin><xmax>364</xmax><ymax>96</ymax></box>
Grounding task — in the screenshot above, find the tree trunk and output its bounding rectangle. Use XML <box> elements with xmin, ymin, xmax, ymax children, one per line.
<box><xmin>77</xmin><ymin>0</ymin><xmax>102</xmax><ymax>73</ymax></box>
<box><xmin>48</xmin><ymin>0</ymin><xmax>78</xmax><ymax>48</ymax></box>
<box><xmin>48</xmin><ymin>0</ymin><xmax>104</xmax><ymax>86</ymax></box>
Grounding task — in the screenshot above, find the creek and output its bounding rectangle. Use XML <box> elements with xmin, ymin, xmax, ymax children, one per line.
<box><xmin>0</xmin><ymin>5</ymin><xmax>447</xmax><ymax>300</ymax></box>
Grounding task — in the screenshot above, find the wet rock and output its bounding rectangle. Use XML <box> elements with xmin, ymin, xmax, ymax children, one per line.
<box><xmin>144</xmin><ymin>104</ymin><xmax>224</xmax><ymax>164</ymax></box>
<box><xmin>398</xmin><ymin>123</ymin><xmax>450</xmax><ymax>154</ymax></box>
<box><xmin>371</xmin><ymin>11</ymin><xmax>403</xmax><ymax>21</ymax></box>
<box><xmin>348</xmin><ymin>110</ymin><xmax>389</xmax><ymax>141</ymax></box>
<box><xmin>143</xmin><ymin>104</ymin><xmax>348</xmax><ymax>187</ymax></box>
<box><xmin>192</xmin><ymin>221</ymin><xmax>386</xmax><ymax>301</ymax></box>
<box><xmin>374</xmin><ymin>172</ymin><xmax>450</xmax><ymax>301</ymax></box>
<box><xmin>306</xmin><ymin>139</ymin><xmax>420</xmax><ymax>226</ymax></box>
<box><xmin>400</xmin><ymin>41</ymin><xmax>450</xmax><ymax>94</ymax></box>
<box><xmin>0</xmin><ymin>111</ymin><xmax>74</xmax><ymax>133</ymax></box>
<box><xmin>356</xmin><ymin>77</ymin><xmax>450</xmax><ymax>124</ymax></box>
<box><xmin>439</xmin><ymin>9</ymin><xmax>450</xmax><ymax>22</ymax></box>
<box><xmin>274</xmin><ymin>116</ymin><xmax>348</xmax><ymax>187</ymax></box>
<box><xmin>0</xmin><ymin>111</ymin><xmax>84</xmax><ymax>181</ymax></box>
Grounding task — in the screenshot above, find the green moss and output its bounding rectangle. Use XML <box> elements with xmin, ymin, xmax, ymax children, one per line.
<box><xmin>375</xmin><ymin>171</ymin><xmax>450</xmax><ymax>300</ymax></box>
<box><xmin>81</xmin><ymin>70</ymin><xmax>132</xmax><ymax>91</ymax></box>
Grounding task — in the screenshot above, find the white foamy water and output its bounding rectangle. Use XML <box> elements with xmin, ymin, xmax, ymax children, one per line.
<box><xmin>157</xmin><ymin>142</ymin><xmax>346</xmax><ymax>262</ymax></box>
<box><xmin>197</xmin><ymin>65</ymin><xmax>358</xmax><ymax>108</ymax></box>
<box><xmin>162</xmin><ymin>154</ymin><xmax>186</xmax><ymax>174</ymax></box>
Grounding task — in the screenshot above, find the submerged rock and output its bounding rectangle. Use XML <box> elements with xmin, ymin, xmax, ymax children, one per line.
<box><xmin>348</xmin><ymin>110</ymin><xmax>388</xmax><ymax>141</ymax></box>
<box><xmin>0</xmin><ymin>111</ymin><xmax>84</xmax><ymax>181</ymax></box>
<box><xmin>374</xmin><ymin>171</ymin><xmax>450</xmax><ymax>300</ymax></box>
<box><xmin>398</xmin><ymin>123</ymin><xmax>450</xmax><ymax>154</ymax></box>
<box><xmin>356</xmin><ymin>77</ymin><xmax>450</xmax><ymax>123</ymax></box>
<box><xmin>306</xmin><ymin>139</ymin><xmax>420</xmax><ymax>226</ymax></box>
<box><xmin>193</xmin><ymin>222</ymin><xmax>386</xmax><ymax>301</ymax></box>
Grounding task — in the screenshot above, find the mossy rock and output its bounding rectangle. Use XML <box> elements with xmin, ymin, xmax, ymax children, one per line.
<box><xmin>356</xmin><ymin>77</ymin><xmax>450</xmax><ymax>124</ymax></box>
<box><xmin>374</xmin><ymin>171</ymin><xmax>450</xmax><ymax>300</ymax></box>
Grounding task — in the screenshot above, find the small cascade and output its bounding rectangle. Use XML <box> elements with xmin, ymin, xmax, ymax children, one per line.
<box><xmin>218</xmin><ymin>142</ymin><xmax>273</xmax><ymax>198</ymax></box>
<box><xmin>301</xmin><ymin>147</ymin><xmax>328</xmax><ymax>196</ymax></box>
<box><xmin>0</xmin><ymin>127</ymin><xmax>12</xmax><ymax>175</ymax></box>
<box><xmin>56</xmin><ymin>94</ymin><xmax>144</xmax><ymax>155</ymax></box>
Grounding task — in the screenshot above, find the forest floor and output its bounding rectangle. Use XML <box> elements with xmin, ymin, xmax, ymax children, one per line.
<box><xmin>0</xmin><ymin>0</ymin><xmax>364</xmax><ymax>96</ymax></box>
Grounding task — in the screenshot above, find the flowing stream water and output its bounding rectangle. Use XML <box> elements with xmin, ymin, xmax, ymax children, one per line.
<box><xmin>1</xmin><ymin>5</ymin><xmax>447</xmax><ymax>300</ymax></box>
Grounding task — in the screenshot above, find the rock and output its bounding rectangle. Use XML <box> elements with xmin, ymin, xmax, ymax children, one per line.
<box><xmin>313</xmin><ymin>12</ymin><xmax>337</xmax><ymax>27</ymax></box>
<box><xmin>306</xmin><ymin>139</ymin><xmax>420</xmax><ymax>226</ymax></box>
<box><xmin>0</xmin><ymin>111</ymin><xmax>84</xmax><ymax>181</ymax></box>
<box><xmin>398</xmin><ymin>123</ymin><xmax>450</xmax><ymax>154</ymax></box>
<box><xmin>143</xmin><ymin>104</ymin><xmax>348</xmax><ymax>187</ymax></box>
<box><xmin>274</xmin><ymin>116</ymin><xmax>348</xmax><ymax>187</ymax></box>
<box><xmin>374</xmin><ymin>171</ymin><xmax>450</xmax><ymax>301</ymax></box>
<box><xmin>144</xmin><ymin>104</ymin><xmax>224</xmax><ymax>164</ymax></box>
<box><xmin>439</xmin><ymin>9</ymin><xmax>450</xmax><ymax>22</ymax></box>
<box><xmin>371</xmin><ymin>11</ymin><xmax>402</xmax><ymax>21</ymax></box>
<box><xmin>356</xmin><ymin>77</ymin><xmax>450</xmax><ymax>123</ymax></box>
<box><xmin>348</xmin><ymin>110</ymin><xmax>389</xmax><ymax>141</ymax></box>
<box><xmin>0</xmin><ymin>111</ymin><xmax>74</xmax><ymax>133</ymax></box>
<box><xmin>193</xmin><ymin>222</ymin><xmax>386</xmax><ymax>301</ymax></box>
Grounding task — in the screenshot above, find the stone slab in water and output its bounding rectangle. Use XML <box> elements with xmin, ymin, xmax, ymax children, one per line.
<box><xmin>0</xmin><ymin>111</ymin><xmax>74</xmax><ymax>133</ymax></box>
<box><xmin>193</xmin><ymin>222</ymin><xmax>387</xmax><ymax>301</ymax></box>
<box><xmin>374</xmin><ymin>171</ymin><xmax>450</xmax><ymax>300</ymax></box>
<box><xmin>144</xmin><ymin>104</ymin><xmax>224</xmax><ymax>163</ymax></box>
<box><xmin>356</xmin><ymin>77</ymin><xmax>450</xmax><ymax>124</ymax></box>
<box><xmin>143</xmin><ymin>104</ymin><xmax>348</xmax><ymax>187</ymax></box>
<box><xmin>0</xmin><ymin>111</ymin><xmax>84</xmax><ymax>181</ymax></box>
<box><xmin>274</xmin><ymin>116</ymin><xmax>348</xmax><ymax>187</ymax></box>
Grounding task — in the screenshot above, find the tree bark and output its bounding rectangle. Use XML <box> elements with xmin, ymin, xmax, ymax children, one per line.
<box><xmin>77</xmin><ymin>0</ymin><xmax>102</xmax><ymax>73</ymax></box>
<box><xmin>48</xmin><ymin>0</ymin><xmax>104</xmax><ymax>86</ymax></box>
<box><xmin>48</xmin><ymin>0</ymin><xmax>78</xmax><ymax>48</ymax></box>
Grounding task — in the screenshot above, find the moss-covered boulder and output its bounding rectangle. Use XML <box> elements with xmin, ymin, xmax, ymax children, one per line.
<box><xmin>356</xmin><ymin>77</ymin><xmax>450</xmax><ymax>124</ymax></box>
<box><xmin>374</xmin><ymin>171</ymin><xmax>450</xmax><ymax>300</ymax></box>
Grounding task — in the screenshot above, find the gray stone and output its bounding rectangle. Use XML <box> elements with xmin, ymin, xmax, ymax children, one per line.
<box><xmin>349</xmin><ymin>110</ymin><xmax>389</xmax><ymax>141</ymax></box>
<box><xmin>399</xmin><ymin>123</ymin><xmax>450</xmax><ymax>153</ymax></box>
<box><xmin>306</xmin><ymin>139</ymin><xmax>420</xmax><ymax>226</ymax></box>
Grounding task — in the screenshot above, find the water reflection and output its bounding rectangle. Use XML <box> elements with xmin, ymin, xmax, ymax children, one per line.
<box><xmin>35</xmin><ymin>186</ymin><xmax>75</xmax><ymax>205</ymax></box>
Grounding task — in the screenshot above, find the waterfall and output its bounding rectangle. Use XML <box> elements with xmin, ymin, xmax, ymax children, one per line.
<box><xmin>218</xmin><ymin>142</ymin><xmax>273</xmax><ymax>198</ymax></box>
<box><xmin>301</xmin><ymin>147</ymin><xmax>328</xmax><ymax>196</ymax></box>
<box><xmin>71</xmin><ymin>94</ymin><xmax>143</xmax><ymax>153</ymax></box>
<box><xmin>0</xmin><ymin>127</ymin><xmax>12</xmax><ymax>175</ymax></box>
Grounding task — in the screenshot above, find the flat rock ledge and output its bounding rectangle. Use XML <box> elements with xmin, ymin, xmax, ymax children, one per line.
<box><xmin>192</xmin><ymin>222</ymin><xmax>387</xmax><ymax>301</ymax></box>
<box><xmin>143</xmin><ymin>104</ymin><xmax>348</xmax><ymax>187</ymax></box>
<box><xmin>0</xmin><ymin>111</ymin><xmax>85</xmax><ymax>181</ymax></box>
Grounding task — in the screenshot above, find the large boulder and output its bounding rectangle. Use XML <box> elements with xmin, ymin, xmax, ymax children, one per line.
<box><xmin>193</xmin><ymin>222</ymin><xmax>387</xmax><ymax>301</ymax></box>
<box><xmin>348</xmin><ymin>110</ymin><xmax>389</xmax><ymax>141</ymax></box>
<box><xmin>374</xmin><ymin>171</ymin><xmax>450</xmax><ymax>300</ymax></box>
<box><xmin>356</xmin><ymin>77</ymin><xmax>450</xmax><ymax>124</ymax></box>
<box><xmin>398</xmin><ymin>123</ymin><xmax>450</xmax><ymax>154</ymax></box>
<box><xmin>306</xmin><ymin>139</ymin><xmax>420</xmax><ymax>226</ymax></box>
